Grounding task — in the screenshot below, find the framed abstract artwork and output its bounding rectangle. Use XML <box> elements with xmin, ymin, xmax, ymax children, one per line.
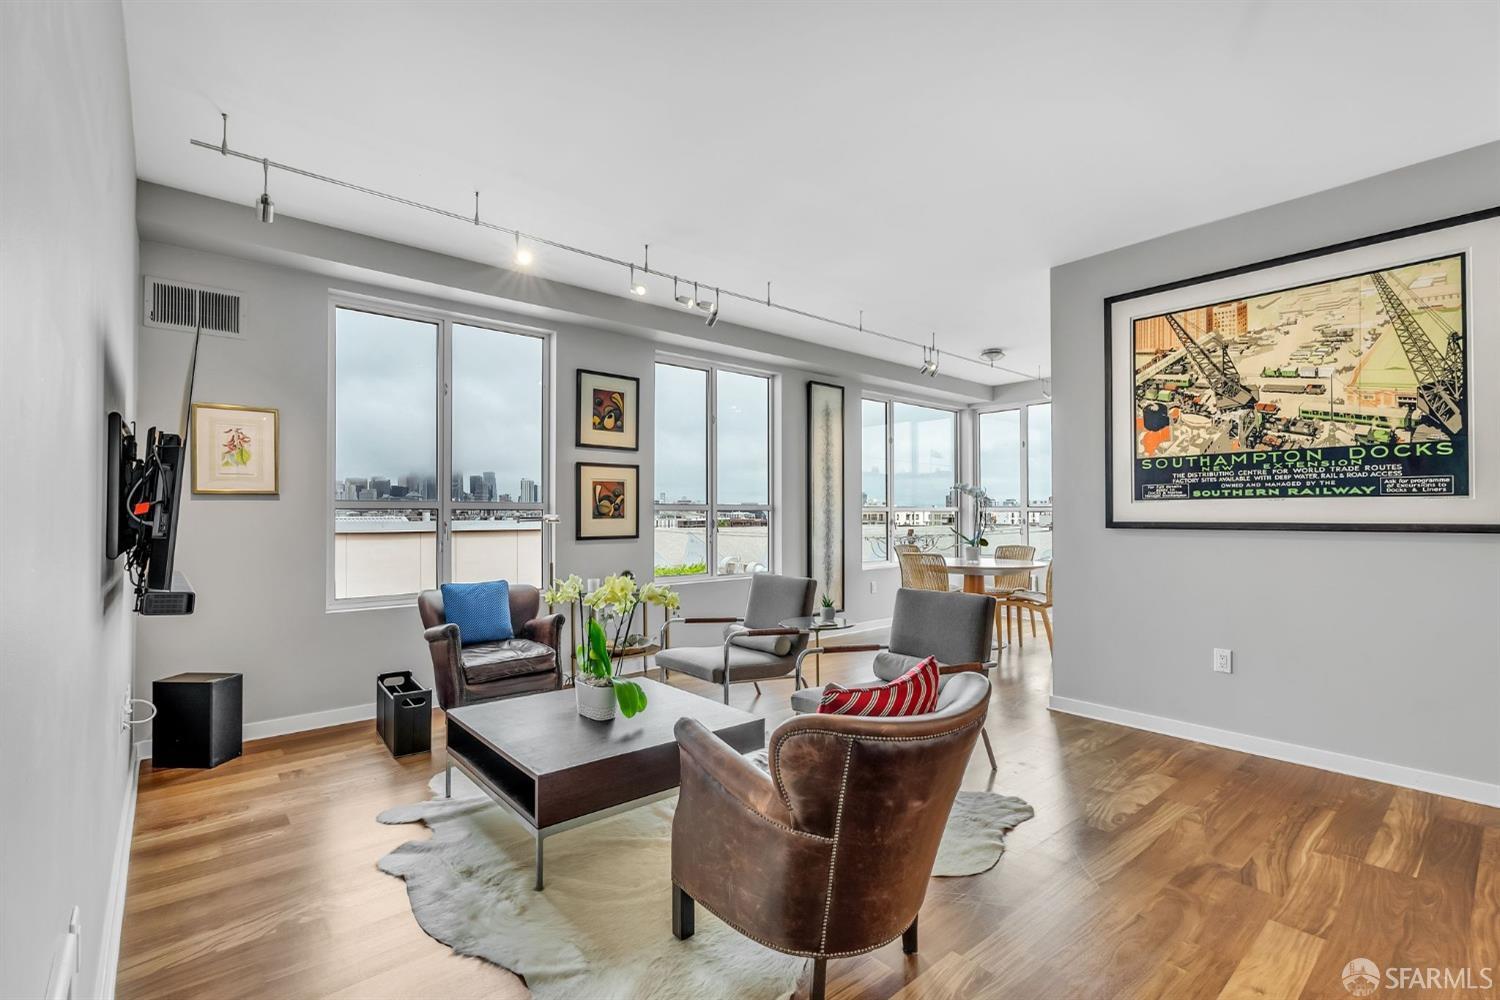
<box><xmin>575</xmin><ymin>461</ymin><xmax>639</xmax><ymax>540</ymax></box>
<box><xmin>191</xmin><ymin>402</ymin><xmax>279</xmax><ymax>495</ymax></box>
<box><xmin>1104</xmin><ymin>207</ymin><xmax>1500</xmax><ymax>532</ymax></box>
<box><xmin>807</xmin><ymin>381</ymin><xmax>845</xmax><ymax>607</ymax></box>
<box><xmin>576</xmin><ymin>369</ymin><xmax>639</xmax><ymax>451</ymax></box>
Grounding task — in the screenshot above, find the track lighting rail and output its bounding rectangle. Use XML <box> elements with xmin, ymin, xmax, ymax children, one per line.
<box><xmin>190</xmin><ymin>129</ymin><xmax>1038</xmax><ymax>380</ymax></box>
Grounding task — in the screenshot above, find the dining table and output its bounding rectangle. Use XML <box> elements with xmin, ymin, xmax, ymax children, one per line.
<box><xmin>943</xmin><ymin>556</ymin><xmax>1050</xmax><ymax>595</ymax></box>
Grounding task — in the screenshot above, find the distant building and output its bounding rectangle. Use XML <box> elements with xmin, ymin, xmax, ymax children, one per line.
<box><xmin>469</xmin><ymin>474</ymin><xmax>486</xmax><ymax>500</ymax></box>
<box><xmin>483</xmin><ymin>471</ymin><xmax>498</xmax><ymax>501</ymax></box>
<box><xmin>520</xmin><ymin>478</ymin><xmax>539</xmax><ymax>504</ymax></box>
<box><xmin>451</xmin><ymin>474</ymin><xmax>463</xmax><ymax>499</ymax></box>
<box><xmin>1210</xmin><ymin>300</ymin><xmax>1248</xmax><ymax>337</ymax></box>
<box><xmin>423</xmin><ymin>476</ymin><xmax>438</xmax><ymax>501</ymax></box>
<box><xmin>371</xmin><ymin>477</ymin><xmax>391</xmax><ymax>498</ymax></box>
<box><xmin>1133</xmin><ymin>306</ymin><xmax>1212</xmax><ymax>353</ymax></box>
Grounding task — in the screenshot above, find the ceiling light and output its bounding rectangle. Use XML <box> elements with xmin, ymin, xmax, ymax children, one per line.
<box><xmin>918</xmin><ymin>344</ymin><xmax>940</xmax><ymax>377</ymax></box>
<box><xmin>629</xmin><ymin>265</ymin><xmax>647</xmax><ymax>296</ymax></box>
<box><xmin>704</xmin><ymin>288</ymin><xmax>720</xmax><ymax>327</ymax></box>
<box><xmin>674</xmin><ymin>277</ymin><xmax>696</xmax><ymax>309</ymax></box>
<box><xmin>254</xmin><ymin>158</ymin><xmax>274</xmax><ymax>224</ymax></box>
<box><xmin>513</xmin><ymin>232</ymin><xmax>533</xmax><ymax>268</ymax></box>
<box><xmin>980</xmin><ymin>347</ymin><xmax>1006</xmax><ymax>365</ymax></box>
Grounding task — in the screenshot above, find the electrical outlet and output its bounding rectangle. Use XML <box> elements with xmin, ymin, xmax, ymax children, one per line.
<box><xmin>869</xmin><ymin>580</ymin><xmax>877</xmax><ymax>594</ymax></box>
<box><xmin>1213</xmin><ymin>648</ymin><xmax>1233</xmax><ymax>674</ymax></box>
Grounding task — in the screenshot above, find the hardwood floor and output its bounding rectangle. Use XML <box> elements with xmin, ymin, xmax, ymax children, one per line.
<box><xmin>117</xmin><ymin>638</ymin><xmax>1500</xmax><ymax>999</ymax></box>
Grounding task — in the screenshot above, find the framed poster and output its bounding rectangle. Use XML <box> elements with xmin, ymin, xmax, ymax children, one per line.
<box><xmin>575</xmin><ymin>462</ymin><xmax>639</xmax><ymax>540</ymax></box>
<box><xmin>576</xmin><ymin>369</ymin><xmax>639</xmax><ymax>451</ymax></box>
<box><xmin>191</xmin><ymin>402</ymin><xmax>279</xmax><ymax>495</ymax></box>
<box><xmin>1105</xmin><ymin>207</ymin><xmax>1500</xmax><ymax>532</ymax></box>
<box><xmin>807</xmin><ymin>381</ymin><xmax>845</xmax><ymax>607</ymax></box>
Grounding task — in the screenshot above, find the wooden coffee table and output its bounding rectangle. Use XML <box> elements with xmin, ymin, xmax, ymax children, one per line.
<box><xmin>443</xmin><ymin>678</ymin><xmax>764</xmax><ymax>889</ymax></box>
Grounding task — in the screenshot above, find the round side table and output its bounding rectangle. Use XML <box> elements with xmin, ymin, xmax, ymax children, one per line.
<box><xmin>780</xmin><ymin>615</ymin><xmax>853</xmax><ymax>687</ymax></box>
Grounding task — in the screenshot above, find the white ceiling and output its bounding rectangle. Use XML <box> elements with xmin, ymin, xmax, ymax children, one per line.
<box><xmin>121</xmin><ymin>1</ymin><xmax>1500</xmax><ymax>386</ymax></box>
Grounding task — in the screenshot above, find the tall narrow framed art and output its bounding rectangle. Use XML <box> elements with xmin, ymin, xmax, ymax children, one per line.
<box><xmin>1104</xmin><ymin>207</ymin><xmax>1500</xmax><ymax>532</ymax></box>
<box><xmin>807</xmin><ymin>381</ymin><xmax>845</xmax><ymax>607</ymax></box>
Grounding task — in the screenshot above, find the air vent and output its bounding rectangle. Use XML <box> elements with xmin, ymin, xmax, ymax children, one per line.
<box><xmin>143</xmin><ymin>276</ymin><xmax>244</xmax><ymax>338</ymax></box>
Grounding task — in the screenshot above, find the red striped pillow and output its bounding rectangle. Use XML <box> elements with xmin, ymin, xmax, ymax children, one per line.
<box><xmin>817</xmin><ymin>656</ymin><xmax>940</xmax><ymax>717</ymax></box>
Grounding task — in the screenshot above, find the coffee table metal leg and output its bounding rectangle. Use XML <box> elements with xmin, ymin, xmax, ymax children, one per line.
<box><xmin>445</xmin><ymin>757</ymin><xmax>452</xmax><ymax>798</ymax></box>
<box><xmin>534</xmin><ymin>833</ymin><xmax>545</xmax><ymax>890</ymax></box>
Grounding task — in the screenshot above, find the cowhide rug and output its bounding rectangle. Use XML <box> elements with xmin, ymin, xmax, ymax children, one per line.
<box><xmin>377</xmin><ymin>770</ymin><xmax>1032</xmax><ymax>999</ymax></box>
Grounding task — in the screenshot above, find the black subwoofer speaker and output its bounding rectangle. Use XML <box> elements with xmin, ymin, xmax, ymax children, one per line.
<box><xmin>152</xmin><ymin>672</ymin><xmax>243</xmax><ymax>769</ymax></box>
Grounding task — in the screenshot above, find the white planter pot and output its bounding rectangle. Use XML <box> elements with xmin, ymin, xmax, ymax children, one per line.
<box><xmin>819</xmin><ymin>607</ymin><xmax>837</xmax><ymax>623</ymax></box>
<box><xmin>575</xmin><ymin>679</ymin><xmax>617</xmax><ymax>721</ymax></box>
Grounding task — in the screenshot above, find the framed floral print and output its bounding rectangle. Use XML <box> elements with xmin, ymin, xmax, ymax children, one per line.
<box><xmin>191</xmin><ymin>402</ymin><xmax>279</xmax><ymax>495</ymax></box>
<box><xmin>576</xmin><ymin>369</ymin><xmax>639</xmax><ymax>451</ymax></box>
<box><xmin>575</xmin><ymin>461</ymin><xmax>639</xmax><ymax>540</ymax></box>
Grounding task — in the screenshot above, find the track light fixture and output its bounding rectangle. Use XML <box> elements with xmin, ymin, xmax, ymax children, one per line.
<box><xmin>254</xmin><ymin>157</ymin><xmax>275</xmax><ymax>223</ymax></box>
<box><xmin>704</xmin><ymin>287</ymin><xmax>720</xmax><ymax>327</ymax></box>
<box><xmin>630</xmin><ymin>245</ymin><xmax>649</xmax><ymax>296</ymax></box>
<box><xmin>192</xmin><ymin>117</ymin><xmax>1053</xmax><ymax>381</ymax></box>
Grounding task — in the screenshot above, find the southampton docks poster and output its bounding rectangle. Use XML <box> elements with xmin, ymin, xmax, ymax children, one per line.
<box><xmin>1130</xmin><ymin>253</ymin><xmax>1467</xmax><ymax>505</ymax></box>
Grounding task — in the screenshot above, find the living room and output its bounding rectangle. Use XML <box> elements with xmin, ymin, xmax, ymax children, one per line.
<box><xmin>4</xmin><ymin>2</ymin><xmax>1498</xmax><ymax>999</ymax></box>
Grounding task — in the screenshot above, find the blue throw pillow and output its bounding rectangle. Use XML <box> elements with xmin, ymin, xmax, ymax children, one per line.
<box><xmin>440</xmin><ymin>580</ymin><xmax>514</xmax><ymax>644</ymax></box>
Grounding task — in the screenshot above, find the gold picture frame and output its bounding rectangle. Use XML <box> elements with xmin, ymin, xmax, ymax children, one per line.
<box><xmin>191</xmin><ymin>402</ymin><xmax>280</xmax><ymax>495</ymax></box>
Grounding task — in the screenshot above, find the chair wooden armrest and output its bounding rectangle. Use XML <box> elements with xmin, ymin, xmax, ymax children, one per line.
<box><xmin>813</xmin><ymin>643</ymin><xmax>886</xmax><ymax>655</ymax></box>
<box><xmin>735</xmin><ymin>627</ymin><xmax>802</xmax><ymax>638</ymax></box>
<box><xmin>937</xmin><ymin>662</ymin><xmax>986</xmax><ymax>676</ymax></box>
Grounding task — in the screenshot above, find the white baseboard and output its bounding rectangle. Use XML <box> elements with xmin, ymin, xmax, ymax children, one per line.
<box><xmin>135</xmin><ymin>702</ymin><xmax>375</xmax><ymax>761</ymax></box>
<box><xmin>96</xmin><ymin>742</ymin><xmax>141</xmax><ymax>998</ymax></box>
<box><xmin>1048</xmin><ymin>695</ymin><xmax>1500</xmax><ymax>808</ymax></box>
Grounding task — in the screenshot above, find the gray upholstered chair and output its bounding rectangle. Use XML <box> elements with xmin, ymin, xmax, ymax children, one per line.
<box><xmin>656</xmin><ymin>573</ymin><xmax>817</xmax><ymax>703</ymax></box>
<box><xmin>789</xmin><ymin>587</ymin><xmax>999</xmax><ymax>770</ymax></box>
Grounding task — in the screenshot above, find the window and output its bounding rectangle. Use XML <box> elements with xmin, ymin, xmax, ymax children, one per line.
<box><xmin>331</xmin><ymin>303</ymin><xmax>548</xmax><ymax>606</ymax></box>
<box><xmin>977</xmin><ymin>401</ymin><xmax>1052</xmax><ymax>559</ymax></box>
<box><xmin>654</xmin><ymin>360</ymin><xmax>774</xmax><ymax>577</ymax></box>
<box><xmin>862</xmin><ymin>398</ymin><xmax>958</xmax><ymax>562</ymax></box>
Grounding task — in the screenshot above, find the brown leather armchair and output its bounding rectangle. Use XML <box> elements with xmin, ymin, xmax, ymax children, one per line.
<box><xmin>417</xmin><ymin>584</ymin><xmax>564</xmax><ymax>709</ymax></box>
<box><xmin>671</xmin><ymin>671</ymin><xmax>991</xmax><ymax>1000</ymax></box>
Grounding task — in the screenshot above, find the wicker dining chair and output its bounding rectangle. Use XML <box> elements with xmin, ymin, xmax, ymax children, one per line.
<box><xmin>894</xmin><ymin>543</ymin><xmax>921</xmax><ymax>588</ymax></box>
<box><xmin>986</xmin><ymin>544</ymin><xmax>1035</xmax><ymax>645</ymax></box>
<box><xmin>898</xmin><ymin>547</ymin><xmax>954</xmax><ymax>592</ymax></box>
<box><xmin>997</xmin><ymin>561</ymin><xmax>1053</xmax><ymax>653</ymax></box>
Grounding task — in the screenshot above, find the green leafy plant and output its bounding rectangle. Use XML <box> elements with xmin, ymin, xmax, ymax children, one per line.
<box><xmin>576</xmin><ymin>618</ymin><xmax>648</xmax><ymax>718</ymax></box>
<box><xmin>820</xmin><ymin>593</ymin><xmax>835</xmax><ymax>609</ymax></box>
<box><xmin>656</xmin><ymin>562</ymin><xmax>707</xmax><ymax>577</ymax></box>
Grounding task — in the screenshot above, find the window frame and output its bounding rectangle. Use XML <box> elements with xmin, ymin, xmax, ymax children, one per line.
<box><xmin>653</xmin><ymin>354</ymin><xmax>776</xmax><ymax>581</ymax></box>
<box><xmin>974</xmin><ymin>399</ymin><xmax>1052</xmax><ymax>557</ymax></box>
<box><xmin>861</xmin><ymin>394</ymin><xmax>960</xmax><ymax>566</ymax></box>
<box><xmin>326</xmin><ymin>293</ymin><xmax>553</xmax><ymax>611</ymax></box>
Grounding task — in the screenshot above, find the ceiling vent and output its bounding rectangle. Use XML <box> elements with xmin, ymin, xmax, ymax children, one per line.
<box><xmin>143</xmin><ymin>276</ymin><xmax>244</xmax><ymax>338</ymax></box>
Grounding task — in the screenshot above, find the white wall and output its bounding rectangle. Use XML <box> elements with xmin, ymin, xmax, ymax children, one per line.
<box><xmin>1050</xmin><ymin>141</ymin><xmax>1500</xmax><ymax>804</ymax></box>
<box><xmin>0</xmin><ymin>2</ymin><xmax>139</xmax><ymax>996</ymax></box>
<box><xmin>133</xmin><ymin>187</ymin><xmax>998</xmax><ymax>732</ymax></box>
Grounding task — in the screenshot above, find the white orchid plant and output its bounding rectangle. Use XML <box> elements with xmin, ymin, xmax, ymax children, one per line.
<box><xmin>951</xmin><ymin>482</ymin><xmax>997</xmax><ymax>548</ymax></box>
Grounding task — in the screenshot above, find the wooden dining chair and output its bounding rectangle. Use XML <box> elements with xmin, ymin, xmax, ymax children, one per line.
<box><xmin>894</xmin><ymin>544</ymin><xmax>922</xmax><ymax>588</ymax></box>
<box><xmin>986</xmin><ymin>544</ymin><xmax>1035</xmax><ymax>645</ymax></box>
<box><xmin>997</xmin><ymin>562</ymin><xmax>1053</xmax><ymax>653</ymax></box>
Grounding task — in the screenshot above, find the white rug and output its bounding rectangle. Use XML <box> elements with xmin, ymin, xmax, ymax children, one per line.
<box><xmin>377</xmin><ymin>771</ymin><xmax>1033</xmax><ymax>1000</ymax></box>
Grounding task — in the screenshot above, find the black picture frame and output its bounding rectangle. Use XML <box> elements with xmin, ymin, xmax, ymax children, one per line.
<box><xmin>575</xmin><ymin>368</ymin><xmax>640</xmax><ymax>452</ymax></box>
<box><xmin>575</xmin><ymin>461</ymin><xmax>640</xmax><ymax>541</ymax></box>
<box><xmin>806</xmin><ymin>380</ymin><xmax>846</xmax><ymax>608</ymax></box>
<box><xmin>1103</xmin><ymin>205</ymin><xmax>1500</xmax><ymax>533</ymax></box>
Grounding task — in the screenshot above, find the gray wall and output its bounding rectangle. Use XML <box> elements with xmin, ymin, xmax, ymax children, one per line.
<box><xmin>133</xmin><ymin>194</ymin><xmax>989</xmax><ymax>731</ymax></box>
<box><xmin>0</xmin><ymin>2</ymin><xmax>139</xmax><ymax>996</ymax></box>
<box><xmin>1051</xmin><ymin>142</ymin><xmax>1500</xmax><ymax>798</ymax></box>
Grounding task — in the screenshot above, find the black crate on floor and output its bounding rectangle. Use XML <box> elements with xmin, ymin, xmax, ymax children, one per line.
<box><xmin>376</xmin><ymin>671</ymin><xmax>432</xmax><ymax>757</ymax></box>
<box><xmin>152</xmin><ymin>672</ymin><xmax>243</xmax><ymax>769</ymax></box>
